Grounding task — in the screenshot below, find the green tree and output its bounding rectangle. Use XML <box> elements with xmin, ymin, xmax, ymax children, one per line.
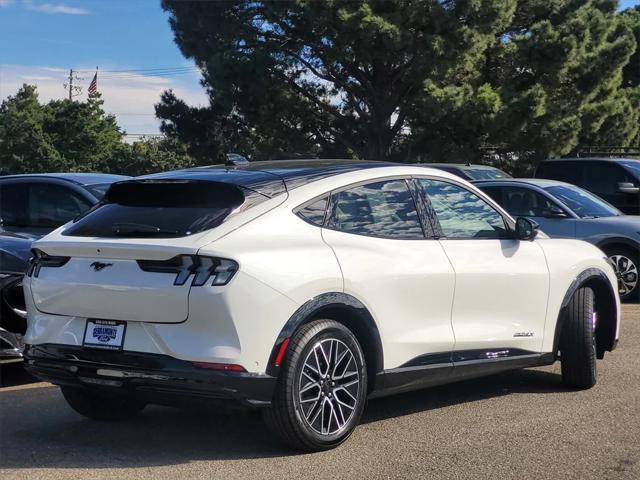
<box><xmin>158</xmin><ymin>0</ymin><xmax>518</xmax><ymax>161</ymax></box>
<box><xmin>0</xmin><ymin>84</ymin><xmax>60</xmax><ymax>173</ymax></box>
<box><xmin>111</xmin><ymin>136</ymin><xmax>195</xmax><ymax>176</ymax></box>
<box><xmin>159</xmin><ymin>0</ymin><xmax>639</xmax><ymax>167</ymax></box>
<box><xmin>43</xmin><ymin>92</ymin><xmax>127</xmax><ymax>172</ymax></box>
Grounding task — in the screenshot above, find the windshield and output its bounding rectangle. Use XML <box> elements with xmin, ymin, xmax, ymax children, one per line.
<box><xmin>620</xmin><ymin>160</ymin><xmax>640</xmax><ymax>178</ymax></box>
<box><xmin>545</xmin><ymin>185</ymin><xmax>622</xmax><ymax>218</ymax></box>
<box><xmin>84</xmin><ymin>183</ymin><xmax>113</xmax><ymax>199</ymax></box>
<box><xmin>464</xmin><ymin>168</ymin><xmax>512</xmax><ymax>180</ymax></box>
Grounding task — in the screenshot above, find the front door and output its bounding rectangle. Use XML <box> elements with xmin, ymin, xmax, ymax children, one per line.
<box><xmin>416</xmin><ymin>178</ymin><xmax>550</xmax><ymax>356</ymax></box>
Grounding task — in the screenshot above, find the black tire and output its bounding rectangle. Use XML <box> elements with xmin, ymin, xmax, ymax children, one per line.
<box><xmin>263</xmin><ymin>319</ymin><xmax>367</xmax><ymax>452</ymax></box>
<box><xmin>61</xmin><ymin>387</ymin><xmax>146</xmax><ymax>421</ymax></box>
<box><xmin>560</xmin><ymin>287</ymin><xmax>597</xmax><ymax>389</ymax></box>
<box><xmin>605</xmin><ymin>246</ymin><xmax>639</xmax><ymax>303</ymax></box>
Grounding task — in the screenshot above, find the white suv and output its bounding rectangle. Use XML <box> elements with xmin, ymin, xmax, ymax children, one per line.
<box><xmin>23</xmin><ymin>160</ymin><xmax>620</xmax><ymax>451</ymax></box>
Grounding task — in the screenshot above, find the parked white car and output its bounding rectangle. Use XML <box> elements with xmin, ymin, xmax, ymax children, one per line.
<box><xmin>23</xmin><ymin>160</ymin><xmax>620</xmax><ymax>451</ymax></box>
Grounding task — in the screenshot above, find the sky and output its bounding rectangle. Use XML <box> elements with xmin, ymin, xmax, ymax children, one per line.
<box><xmin>1</xmin><ymin>0</ymin><xmax>639</xmax><ymax>136</ymax></box>
<box><xmin>0</xmin><ymin>0</ymin><xmax>207</xmax><ymax>136</ymax></box>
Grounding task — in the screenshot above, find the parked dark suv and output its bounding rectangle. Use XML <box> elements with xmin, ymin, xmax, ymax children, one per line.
<box><xmin>535</xmin><ymin>158</ymin><xmax>640</xmax><ymax>215</ymax></box>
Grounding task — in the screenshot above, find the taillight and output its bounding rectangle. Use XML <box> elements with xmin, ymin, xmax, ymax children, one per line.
<box><xmin>137</xmin><ymin>255</ymin><xmax>238</xmax><ymax>287</ymax></box>
<box><xmin>27</xmin><ymin>249</ymin><xmax>70</xmax><ymax>277</ymax></box>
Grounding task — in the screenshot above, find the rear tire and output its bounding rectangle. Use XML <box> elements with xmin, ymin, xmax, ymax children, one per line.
<box><xmin>61</xmin><ymin>387</ymin><xmax>146</xmax><ymax>421</ymax></box>
<box><xmin>263</xmin><ymin>319</ymin><xmax>367</xmax><ymax>452</ymax></box>
<box><xmin>560</xmin><ymin>287</ymin><xmax>597</xmax><ymax>389</ymax></box>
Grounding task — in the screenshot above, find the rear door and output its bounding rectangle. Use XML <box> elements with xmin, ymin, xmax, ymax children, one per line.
<box><xmin>416</xmin><ymin>178</ymin><xmax>549</xmax><ymax>355</ymax></box>
<box><xmin>321</xmin><ymin>177</ymin><xmax>456</xmax><ymax>369</ymax></box>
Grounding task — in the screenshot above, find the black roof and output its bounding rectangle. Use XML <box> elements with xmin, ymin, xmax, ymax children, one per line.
<box><xmin>137</xmin><ymin>159</ymin><xmax>393</xmax><ymax>197</ymax></box>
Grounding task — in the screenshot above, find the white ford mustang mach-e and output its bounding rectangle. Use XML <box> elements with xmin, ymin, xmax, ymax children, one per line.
<box><xmin>23</xmin><ymin>160</ymin><xmax>620</xmax><ymax>451</ymax></box>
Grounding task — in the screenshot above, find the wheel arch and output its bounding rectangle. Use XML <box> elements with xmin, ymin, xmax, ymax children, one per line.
<box><xmin>266</xmin><ymin>292</ymin><xmax>384</xmax><ymax>392</ymax></box>
<box><xmin>552</xmin><ymin>268</ymin><xmax>618</xmax><ymax>359</ymax></box>
<box><xmin>595</xmin><ymin>237</ymin><xmax>639</xmax><ymax>254</ymax></box>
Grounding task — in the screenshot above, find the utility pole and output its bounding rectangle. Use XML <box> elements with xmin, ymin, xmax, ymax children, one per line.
<box><xmin>63</xmin><ymin>69</ymin><xmax>83</xmax><ymax>100</ymax></box>
<box><xmin>67</xmin><ymin>69</ymin><xmax>73</xmax><ymax>100</ymax></box>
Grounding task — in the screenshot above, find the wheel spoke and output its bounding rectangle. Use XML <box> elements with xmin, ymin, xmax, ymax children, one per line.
<box><xmin>299</xmin><ymin>381</ymin><xmax>320</xmax><ymax>395</ymax></box>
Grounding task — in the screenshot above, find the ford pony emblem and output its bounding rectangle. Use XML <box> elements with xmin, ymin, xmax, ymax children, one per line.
<box><xmin>90</xmin><ymin>261</ymin><xmax>113</xmax><ymax>272</ymax></box>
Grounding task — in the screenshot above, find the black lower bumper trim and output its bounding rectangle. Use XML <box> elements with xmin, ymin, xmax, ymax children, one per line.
<box><xmin>23</xmin><ymin>344</ymin><xmax>275</xmax><ymax>408</ymax></box>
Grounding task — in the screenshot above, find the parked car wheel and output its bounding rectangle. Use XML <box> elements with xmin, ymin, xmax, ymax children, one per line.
<box><xmin>263</xmin><ymin>319</ymin><xmax>367</xmax><ymax>451</ymax></box>
<box><xmin>61</xmin><ymin>387</ymin><xmax>146</xmax><ymax>421</ymax></box>
<box><xmin>605</xmin><ymin>246</ymin><xmax>638</xmax><ymax>302</ymax></box>
<box><xmin>560</xmin><ymin>287</ymin><xmax>597</xmax><ymax>389</ymax></box>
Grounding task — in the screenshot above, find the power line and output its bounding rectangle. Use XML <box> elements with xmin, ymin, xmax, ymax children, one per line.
<box><xmin>75</xmin><ymin>66</ymin><xmax>198</xmax><ymax>73</ymax></box>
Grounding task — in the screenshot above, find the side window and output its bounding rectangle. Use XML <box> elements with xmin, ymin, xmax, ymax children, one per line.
<box><xmin>331</xmin><ymin>179</ymin><xmax>424</xmax><ymax>240</ymax></box>
<box><xmin>584</xmin><ymin>162</ymin><xmax>632</xmax><ymax>195</ymax></box>
<box><xmin>486</xmin><ymin>186</ymin><xmax>558</xmax><ymax>217</ymax></box>
<box><xmin>29</xmin><ymin>184</ymin><xmax>91</xmax><ymax>228</ymax></box>
<box><xmin>296</xmin><ymin>196</ymin><xmax>328</xmax><ymax>227</ymax></box>
<box><xmin>0</xmin><ymin>183</ymin><xmax>30</xmax><ymax>227</ymax></box>
<box><xmin>418</xmin><ymin>179</ymin><xmax>508</xmax><ymax>239</ymax></box>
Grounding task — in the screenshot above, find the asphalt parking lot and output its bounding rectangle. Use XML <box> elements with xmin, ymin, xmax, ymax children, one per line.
<box><xmin>1</xmin><ymin>304</ymin><xmax>638</xmax><ymax>480</ymax></box>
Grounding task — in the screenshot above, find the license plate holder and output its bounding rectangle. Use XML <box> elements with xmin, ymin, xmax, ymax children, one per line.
<box><xmin>83</xmin><ymin>319</ymin><xmax>127</xmax><ymax>350</ymax></box>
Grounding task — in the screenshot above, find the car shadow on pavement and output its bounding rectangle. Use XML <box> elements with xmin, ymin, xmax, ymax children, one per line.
<box><xmin>361</xmin><ymin>368</ymin><xmax>572</xmax><ymax>424</ymax></box>
<box><xmin>0</xmin><ymin>367</ymin><xmax>570</xmax><ymax>469</ymax></box>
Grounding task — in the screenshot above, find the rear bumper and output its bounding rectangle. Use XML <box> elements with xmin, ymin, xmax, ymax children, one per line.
<box><xmin>23</xmin><ymin>344</ymin><xmax>276</xmax><ymax>408</ymax></box>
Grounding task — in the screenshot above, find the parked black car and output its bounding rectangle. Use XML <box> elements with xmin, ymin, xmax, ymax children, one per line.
<box><xmin>0</xmin><ymin>173</ymin><xmax>130</xmax><ymax>237</ymax></box>
<box><xmin>535</xmin><ymin>158</ymin><xmax>640</xmax><ymax>215</ymax></box>
<box><xmin>0</xmin><ymin>232</ymin><xmax>31</xmax><ymax>365</ymax></box>
<box><xmin>0</xmin><ymin>173</ymin><xmax>129</xmax><ymax>365</ymax></box>
<box><xmin>422</xmin><ymin>163</ymin><xmax>512</xmax><ymax>181</ymax></box>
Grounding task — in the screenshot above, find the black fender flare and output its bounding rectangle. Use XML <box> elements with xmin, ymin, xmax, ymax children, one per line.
<box><xmin>552</xmin><ymin>267</ymin><xmax>618</xmax><ymax>356</ymax></box>
<box><xmin>265</xmin><ymin>292</ymin><xmax>384</xmax><ymax>378</ymax></box>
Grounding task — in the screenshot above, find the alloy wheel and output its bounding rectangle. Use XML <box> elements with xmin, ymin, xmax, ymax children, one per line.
<box><xmin>609</xmin><ymin>254</ymin><xmax>638</xmax><ymax>297</ymax></box>
<box><xmin>297</xmin><ymin>338</ymin><xmax>360</xmax><ymax>436</ymax></box>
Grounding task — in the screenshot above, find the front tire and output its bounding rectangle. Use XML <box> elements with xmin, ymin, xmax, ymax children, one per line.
<box><xmin>560</xmin><ymin>287</ymin><xmax>597</xmax><ymax>389</ymax></box>
<box><xmin>263</xmin><ymin>319</ymin><xmax>367</xmax><ymax>451</ymax></box>
<box><xmin>61</xmin><ymin>387</ymin><xmax>146</xmax><ymax>421</ymax></box>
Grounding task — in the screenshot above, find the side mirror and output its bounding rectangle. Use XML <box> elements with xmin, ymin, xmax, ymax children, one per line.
<box><xmin>542</xmin><ymin>204</ymin><xmax>568</xmax><ymax>218</ymax></box>
<box><xmin>618</xmin><ymin>182</ymin><xmax>640</xmax><ymax>194</ymax></box>
<box><xmin>515</xmin><ymin>217</ymin><xmax>539</xmax><ymax>241</ymax></box>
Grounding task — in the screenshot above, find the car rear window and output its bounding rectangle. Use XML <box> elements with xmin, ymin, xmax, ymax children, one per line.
<box><xmin>63</xmin><ymin>181</ymin><xmax>247</xmax><ymax>238</ymax></box>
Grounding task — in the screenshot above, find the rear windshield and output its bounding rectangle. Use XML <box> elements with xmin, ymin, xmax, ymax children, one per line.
<box><xmin>63</xmin><ymin>181</ymin><xmax>246</xmax><ymax>238</ymax></box>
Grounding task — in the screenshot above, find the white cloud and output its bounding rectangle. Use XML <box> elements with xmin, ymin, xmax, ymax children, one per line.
<box><xmin>0</xmin><ymin>64</ymin><xmax>209</xmax><ymax>134</ymax></box>
<box><xmin>24</xmin><ymin>1</ymin><xmax>89</xmax><ymax>15</ymax></box>
<box><xmin>0</xmin><ymin>0</ymin><xmax>14</xmax><ymax>8</ymax></box>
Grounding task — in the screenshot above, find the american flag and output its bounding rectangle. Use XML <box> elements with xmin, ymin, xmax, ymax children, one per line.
<box><xmin>88</xmin><ymin>72</ymin><xmax>98</xmax><ymax>94</ymax></box>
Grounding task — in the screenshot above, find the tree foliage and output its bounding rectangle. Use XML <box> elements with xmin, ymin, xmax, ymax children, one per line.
<box><xmin>158</xmin><ymin>0</ymin><xmax>640</xmax><ymax>167</ymax></box>
<box><xmin>0</xmin><ymin>84</ymin><xmax>193</xmax><ymax>176</ymax></box>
